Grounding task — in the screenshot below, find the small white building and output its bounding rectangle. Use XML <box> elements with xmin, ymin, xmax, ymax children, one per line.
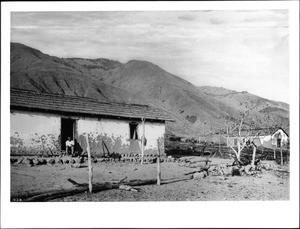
<box><xmin>10</xmin><ymin>89</ymin><xmax>173</xmax><ymax>156</ymax></box>
<box><xmin>227</xmin><ymin>127</ymin><xmax>289</xmax><ymax>149</ymax></box>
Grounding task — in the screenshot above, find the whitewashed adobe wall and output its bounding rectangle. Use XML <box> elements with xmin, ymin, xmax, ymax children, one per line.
<box><xmin>143</xmin><ymin>121</ymin><xmax>165</xmax><ymax>150</ymax></box>
<box><xmin>76</xmin><ymin>117</ymin><xmax>165</xmax><ymax>155</ymax></box>
<box><xmin>271</xmin><ymin>129</ymin><xmax>288</xmax><ymax>143</ymax></box>
<box><xmin>10</xmin><ymin>112</ymin><xmax>61</xmax><ymax>153</ymax></box>
<box><xmin>10</xmin><ymin>111</ymin><xmax>166</xmax><ymax>155</ymax></box>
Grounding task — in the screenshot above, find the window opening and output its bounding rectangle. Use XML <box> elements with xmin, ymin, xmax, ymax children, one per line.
<box><xmin>129</xmin><ymin>122</ymin><xmax>139</xmax><ymax>140</ymax></box>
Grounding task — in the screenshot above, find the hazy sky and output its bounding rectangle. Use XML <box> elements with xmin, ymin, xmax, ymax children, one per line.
<box><xmin>11</xmin><ymin>10</ymin><xmax>289</xmax><ymax>103</ymax></box>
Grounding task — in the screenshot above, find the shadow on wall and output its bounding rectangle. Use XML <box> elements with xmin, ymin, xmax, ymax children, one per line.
<box><xmin>78</xmin><ymin>133</ymin><xmax>146</xmax><ymax>156</ymax></box>
<box><xmin>10</xmin><ymin>133</ymin><xmax>61</xmax><ymax>155</ymax></box>
<box><xmin>10</xmin><ymin>132</ymin><xmax>159</xmax><ymax>156</ymax></box>
<box><xmin>74</xmin><ymin>139</ymin><xmax>83</xmax><ymax>155</ymax></box>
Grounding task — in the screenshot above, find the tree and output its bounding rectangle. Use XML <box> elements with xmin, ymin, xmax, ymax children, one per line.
<box><xmin>221</xmin><ymin>111</ymin><xmax>259</xmax><ymax>165</ymax></box>
<box><xmin>221</xmin><ymin>103</ymin><xmax>277</xmax><ymax>167</ymax></box>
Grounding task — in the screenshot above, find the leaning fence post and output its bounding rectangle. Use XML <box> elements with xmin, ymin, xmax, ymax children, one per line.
<box><xmin>157</xmin><ymin>138</ymin><xmax>161</xmax><ymax>185</ymax></box>
<box><xmin>85</xmin><ymin>133</ymin><xmax>93</xmax><ymax>193</ymax></box>
<box><xmin>219</xmin><ymin>133</ymin><xmax>221</xmax><ymax>154</ymax></box>
<box><xmin>141</xmin><ymin>118</ymin><xmax>145</xmax><ymax>164</ymax></box>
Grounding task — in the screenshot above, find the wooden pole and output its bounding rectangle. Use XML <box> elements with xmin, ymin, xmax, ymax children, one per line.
<box><xmin>85</xmin><ymin>134</ymin><xmax>93</xmax><ymax>193</ymax></box>
<box><xmin>157</xmin><ymin>139</ymin><xmax>161</xmax><ymax>185</ymax></box>
<box><xmin>251</xmin><ymin>144</ymin><xmax>257</xmax><ymax>167</ymax></box>
<box><xmin>219</xmin><ymin>133</ymin><xmax>221</xmax><ymax>155</ymax></box>
<box><xmin>141</xmin><ymin>118</ymin><xmax>145</xmax><ymax>165</ymax></box>
<box><xmin>274</xmin><ymin>146</ymin><xmax>276</xmax><ymax>159</ymax></box>
<box><xmin>280</xmin><ymin>147</ymin><xmax>283</xmax><ymax>165</ymax></box>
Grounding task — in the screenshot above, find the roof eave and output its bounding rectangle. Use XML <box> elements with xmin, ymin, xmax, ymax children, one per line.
<box><xmin>10</xmin><ymin>105</ymin><xmax>172</xmax><ymax>122</ymax></box>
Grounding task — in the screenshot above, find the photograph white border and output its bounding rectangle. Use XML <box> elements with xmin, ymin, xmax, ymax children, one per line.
<box><xmin>1</xmin><ymin>1</ymin><xmax>299</xmax><ymax>228</ymax></box>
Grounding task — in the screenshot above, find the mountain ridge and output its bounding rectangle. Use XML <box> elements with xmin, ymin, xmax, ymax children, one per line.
<box><xmin>199</xmin><ymin>86</ymin><xmax>289</xmax><ymax>108</ymax></box>
<box><xmin>10</xmin><ymin>42</ymin><xmax>289</xmax><ymax>137</ymax></box>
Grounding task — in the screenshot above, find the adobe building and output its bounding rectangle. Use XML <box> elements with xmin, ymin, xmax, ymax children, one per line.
<box><xmin>10</xmin><ymin>89</ymin><xmax>173</xmax><ymax>156</ymax></box>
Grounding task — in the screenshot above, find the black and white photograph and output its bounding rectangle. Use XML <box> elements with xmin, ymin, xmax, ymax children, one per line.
<box><xmin>1</xmin><ymin>1</ymin><xmax>299</xmax><ymax>228</ymax></box>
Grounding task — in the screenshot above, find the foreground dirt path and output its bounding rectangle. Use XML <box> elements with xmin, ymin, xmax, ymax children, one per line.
<box><xmin>11</xmin><ymin>157</ymin><xmax>289</xmax><ymax>201</ymax></box>
<box><xmin>51</xmin><ymin>170</ymin><xmax>289</xmax><ymax>202</ymax></box>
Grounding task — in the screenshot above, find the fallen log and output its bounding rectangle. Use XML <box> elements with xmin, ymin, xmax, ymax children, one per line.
<box><xmin>20</xmin><ymin>178</ymin><xmax>158</xmax><ymax>202</ymax></box>
<box><xmin>111</xmin><ymin>176</ymin><xmax>128</xmax><ymax>184</ymax></box>
<box><xmin>67</xmin><ymin>178</ymin><xmax>87</xmax><ymax>187</ymax></box>
<box><xmin>274</xmin><ymin>169</ymin><xmax>290</xmax><ymax>174</ymax></box>
<box><xmin>24</xmin><ymin>186</ymin><xmax>90</xmax><ymax>202</ymax></box>
<box><xmin>11</xmin><ymin>190</ymin><xmax>55</xmax><ymax>201</ymax></box>
<box><xmin>184</xmin><ymin>170</ymin><xmax>200</xmax><ymax>176</ymax></box>
<box><xmin>13</xmin><ymin>174</ymin><xmax>193</xmax><ymax>202</ymax></box>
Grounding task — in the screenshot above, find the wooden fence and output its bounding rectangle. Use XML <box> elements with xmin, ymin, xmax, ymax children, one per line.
<box><xmin>165</xmin><ymin>140</ymin><xmax>290</xmax><ymax>164</ymax></box>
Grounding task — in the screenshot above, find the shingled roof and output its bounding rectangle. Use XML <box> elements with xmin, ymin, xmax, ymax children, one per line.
<box><xmin>10</xmin><ymin>89</ymin><xmax>174</xmax><ymax>121</ymax></box>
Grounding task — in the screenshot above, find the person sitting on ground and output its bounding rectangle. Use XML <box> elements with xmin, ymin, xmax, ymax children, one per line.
<box><xmin>66</xmin><ymin>137</ymin><xmax>74</xmax><ymax>156</ymax></box>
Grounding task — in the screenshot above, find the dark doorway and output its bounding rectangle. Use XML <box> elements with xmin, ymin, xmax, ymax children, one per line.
<box><xmin>129</xmin><ymin>122</ymin><xmax>139</xmax><ymax>140</ymax></box>
<box><xmin>61</xmin><ymin>118</ymin><xmax>76</xmax><ymax>150</ymax></box>
<box><xmin>277</xmin><ymin>138</ymin><xmax>281</xmax><ymax>148</ymax></box>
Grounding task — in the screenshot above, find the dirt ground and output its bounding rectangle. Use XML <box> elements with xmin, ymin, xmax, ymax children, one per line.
<box><xmin>10</xmin><ymin>156</ymin><xmax>289</xmax><ymax>202</ymax></box>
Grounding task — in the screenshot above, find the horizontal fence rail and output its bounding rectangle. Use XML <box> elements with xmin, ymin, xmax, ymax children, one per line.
<box><xmin>164</xmin><ymin>140</ymin><xmax>290</xmax><ymax>163</ymax></box>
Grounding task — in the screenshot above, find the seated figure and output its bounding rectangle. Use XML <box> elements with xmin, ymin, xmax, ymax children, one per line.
<box><xmin>65</xmin><ymin>137</ymin><xmax>74</xmax><ymax>156</ymax></box>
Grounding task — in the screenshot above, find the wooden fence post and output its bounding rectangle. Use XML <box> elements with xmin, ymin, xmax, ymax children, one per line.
<box><xmin>280</xmin><ymin>147</ymin><xmax>283</xmax><ymax>165</ymax></box>
<box><xmin>219</xmin><ymin>133</ymin><xmax>221</xmax><ymax>154</ymax></box>
<box><xmin>251</xmin><ymin>144</ymin><xmax>257</xmax><ymax>167</ymax></box>
<box><xmin>157</xmin><ymin>139</ymin><xmax>161</xmax><ymax>185</ymax></box>
<box><xmin>141</xmin><ymin>118</ymin><xmax>145</xmax><ymax>165</ymax></box>
<box><xmin>86</xmin><ymin>134</ymin><xmax>93</xmax><ymax>193</ymax></box>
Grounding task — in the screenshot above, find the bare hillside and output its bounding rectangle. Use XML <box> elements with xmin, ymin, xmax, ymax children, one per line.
<box><xmin>92</xmin><ymin>60</ymin><xmax>289</xmax><ymax>136</ymax></box>
<box><xmin>10</xmin><ymin>43</ymin><xmax>289</xmax><ymax>137</ymax></box>
<box><xmin>10</xmin><ymin>42</ymin><xmax>145</xmax><ymax>105</ymax></box>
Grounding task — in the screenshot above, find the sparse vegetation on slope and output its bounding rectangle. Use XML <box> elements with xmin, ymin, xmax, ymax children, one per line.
<box><xmin>10</xmin><ymin>43</ymin><xmax>289</xmax><ymax>137</ymax></box>
<box><xmin>10</xmin><ymin>42</ymin><xmax>146</xmax><ymax>105</ymax></box>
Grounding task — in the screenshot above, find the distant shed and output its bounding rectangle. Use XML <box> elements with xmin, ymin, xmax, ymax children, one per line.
<box><xmin>10</xmin><ymin>89</ymin><xmax>173</xmax><ymax>156</ymax></box>
<box><xmin>227</xmin><ymin>127</ymin><xmax>289</xmax><ymax>149</ymax></box>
